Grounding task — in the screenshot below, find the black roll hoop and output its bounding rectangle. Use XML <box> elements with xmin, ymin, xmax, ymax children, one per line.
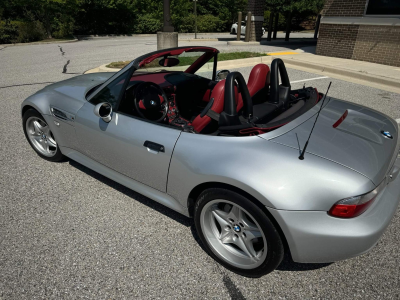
<box><xmin>219</xmin><ymin>72</ymin><xmax>253</xmax><ymax>127</ymax></box>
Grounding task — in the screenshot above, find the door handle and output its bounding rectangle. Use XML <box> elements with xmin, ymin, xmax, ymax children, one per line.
<box><xmin>144</xmin><ymin>141</ymin><xmax>165</xmax><ymax>153</ymax></box>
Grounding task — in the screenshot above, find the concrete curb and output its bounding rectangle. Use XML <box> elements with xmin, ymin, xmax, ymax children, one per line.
<box><xmin>0</xmin><ymin>39</ymin><xmax>78</xmax><ymax>47</ymax></box>
<box><xmin>85</xmin><ymin>64</ymin><xmax>117</xmax><ymax>74</ymax></box>
<box><xmin>179</xmin><ymin>38</ymin><xmax>218</xmax><ymax>42</ymax></box>
<box><xmin>227</xmin><ymin>41</ymin><xmax>260</xmax><ymax>46</ymax></box>
<box><xmin>76</xmin><ymin>32</ymin><xmax>230</xmax><ymax>40</ymax></box>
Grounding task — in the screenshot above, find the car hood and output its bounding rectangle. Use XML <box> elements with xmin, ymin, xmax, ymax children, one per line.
<box><xmin>39</xmin><ymin>72</ymin><xmax>114</xmax><ymax>101</ymax></box>
<box><xmin>262</xmin><ymin>98</ymin><xmax>400</xmax><ymax>185</ymax></box>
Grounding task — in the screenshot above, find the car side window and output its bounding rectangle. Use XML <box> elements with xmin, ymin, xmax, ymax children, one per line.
<box><xmin>90</xmin><ymin>70</ymin><xmax>131</xmax><ymax>109</ymax></box>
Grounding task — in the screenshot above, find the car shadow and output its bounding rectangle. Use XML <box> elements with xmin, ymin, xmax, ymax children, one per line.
<box><xmin>277</xmin><ymin>253</ymin><xmax>332</xmax><ymax>272</ymax></box>
<box><xmin>68</xmin><ymin>159</ymin><xmax>192</xmax><ymax>227</ymax></box>
<box><xmin>68</xmin><ymin>158</ymin><xmax>332</xmax><ymax>273</ymax></box>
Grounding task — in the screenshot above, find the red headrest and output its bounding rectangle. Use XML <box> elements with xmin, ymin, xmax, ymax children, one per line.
<box><xmin>247</xmin><ymin>64</ymin><xmax>270</xmax><ymax>96</ymax></box>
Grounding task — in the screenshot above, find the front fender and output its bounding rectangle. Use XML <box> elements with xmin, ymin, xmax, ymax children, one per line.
<box><xmin>167</xmin><ymin>132</ymin><xmax>375</xmax><ymax>211</ymax></box>
<box><xmin>21</xmin><ymin>91</ymin><xmax>82</xmax><ymax>150</ymax></box>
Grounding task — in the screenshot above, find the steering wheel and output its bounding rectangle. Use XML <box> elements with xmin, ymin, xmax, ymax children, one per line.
<box><xmin>134</xmin><ymin>82</ymin><xmax>168</xmax><ymax>122</ymax></box>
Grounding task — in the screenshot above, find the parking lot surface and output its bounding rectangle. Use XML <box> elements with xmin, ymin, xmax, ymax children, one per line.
<box><xmin>1</xmin><ymin>37</ymin><xmax>399</xmax><ymax>299</ymax></box>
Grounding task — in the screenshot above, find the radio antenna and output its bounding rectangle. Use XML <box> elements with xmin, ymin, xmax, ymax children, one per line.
<box><xmin>299</xmin><ymin>82</ymin><xmax>332</xmax><ymax>160</ymax></box>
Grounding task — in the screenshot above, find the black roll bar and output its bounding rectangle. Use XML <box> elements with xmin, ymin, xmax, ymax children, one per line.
<box><xmin>270</xmin><ymin>58</ymin><xmax>291</xmax><ymax>104</ymax></box>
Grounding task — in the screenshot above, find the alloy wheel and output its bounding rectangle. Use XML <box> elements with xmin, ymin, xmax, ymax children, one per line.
<box><xmin>26</xmin><ymin>117</ymin><xmax>57</xmax><ymax>157</ymax></box>
<box><xmin>200</xmin><ymin>199</ymin><xmax>267</xmax><ymax>269</ymax></box>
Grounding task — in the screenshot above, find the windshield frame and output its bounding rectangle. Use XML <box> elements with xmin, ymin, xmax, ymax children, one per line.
<box><xmin>86</xmin><ymin>46</ymin><xmax>219</xmax><ymax>102</ymax></box>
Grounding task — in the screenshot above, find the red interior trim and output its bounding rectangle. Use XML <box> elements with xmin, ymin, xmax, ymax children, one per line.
<box><xmin>332</xmin><ymin>110</ymin><xmax>348</xmax><ymax>128</ymax></box>
<box><xmin>139</xmin><ymin>47</ymin><xmax>217</xmax><ymax>67</ymax></box>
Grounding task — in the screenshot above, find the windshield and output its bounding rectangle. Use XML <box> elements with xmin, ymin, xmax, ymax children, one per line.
<box><xmin>138</xmin><ymin>51</ymin><xmax>214</xmax><ymax>73</ymax></box>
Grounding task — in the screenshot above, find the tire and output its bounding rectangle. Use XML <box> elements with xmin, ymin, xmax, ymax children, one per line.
<box><xmin>231</xmin><ymin>29</ymin><xmax>236</xmax><ymax>35</ymax></box>
<box><xmin>194</xmin><ymin>188</ymin><xmax>284</xmax><ymax>277</ymax></box>
<box><xmin>22</xmin><ymin>108</ymin><xmax>65</xmax><ymax>162</ymax></box>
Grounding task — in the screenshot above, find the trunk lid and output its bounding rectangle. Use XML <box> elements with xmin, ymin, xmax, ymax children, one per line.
<box><xmin>264</xmin><ymin>98</ymin><xmax>399</xmax><ymax>185</ymax></box>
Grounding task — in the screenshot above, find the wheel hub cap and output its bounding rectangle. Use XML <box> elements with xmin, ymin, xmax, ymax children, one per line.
<box><xmin>233</xmin><ymin>225</ymin><xmax>241</xmax><ymax>232</ymax></box>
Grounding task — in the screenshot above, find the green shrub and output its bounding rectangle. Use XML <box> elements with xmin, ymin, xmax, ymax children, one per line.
<box><xmin>0</xmin><ymin>20</ymin><xmax>19</xmax><ymax>44</ymax></box>
<box><xmin>134</xmin><ymin>14</ymin><xmax>162</xmax><ymax>34</ymax></box>
<box><xmin>197</xmin><ymin>14</ymin><xmax>224</xmax><ymax>32</ymax></box>
<box><xmin>16</xmin><ymin>20</ymin><xmax>46</xmax><ymax>43</ymax></box>
<box><xmin>174</xmin><ymin>14</ymin><xmax>195</xmax><ymax>33</ymax></box>
<box><xmin>173</xmin><ymin>13</ymin><xmax>225</xmax><ymax>33</ymax></box>
<box><xmin>53</xmin><ymin>15</ymin><xmax>75</xmax><ymax>39</ymax></box>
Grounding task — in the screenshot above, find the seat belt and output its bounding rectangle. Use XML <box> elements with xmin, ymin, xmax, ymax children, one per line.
<box><xmin>206</xmin><ymin>109</ymin><xmax>220</xmax><ymax>121</ymax></box>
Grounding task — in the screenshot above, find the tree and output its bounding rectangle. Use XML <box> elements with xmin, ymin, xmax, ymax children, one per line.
<box><xmin>265</xmin><ymin>0</ymin><xmax>325</xmax><ymax>40</ymax></box>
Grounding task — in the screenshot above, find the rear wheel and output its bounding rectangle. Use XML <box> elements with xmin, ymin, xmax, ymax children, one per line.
<box><xmin>23</xmin><ymin>108</ymin><xmax>64</xmax><ymax>162</ymax></box>
<box><xmin>194</xmin><ymin>188</ymin><xmax>284</xmax><ymax>277</ymax></box>
<box><xmin>231</xmin><ymin>28</ymin><xmax>236</xmax><ymax>35</ymax></box>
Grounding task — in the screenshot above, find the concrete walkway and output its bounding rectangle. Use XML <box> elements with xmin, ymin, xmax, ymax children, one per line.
<box><xmin>269</xmin><ymin>52</ymin><xmax>400</xmax><ymax>94</ymax></box>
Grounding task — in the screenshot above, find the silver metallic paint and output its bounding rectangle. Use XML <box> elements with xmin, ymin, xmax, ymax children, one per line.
<box><xmin>268</xmin><ymin>155</ymin><xmax>400</xmax><ymax>263</ymax></box>
<box><xmin>60</xmin><ymin>146</ymin><xmax>189</xmax><ymax>216</ymax></box>
<box><xmin>75</xmin><ymin>102</ymin><xmax>181</xmax><ymax>192</ymax></box>
<box><xmin>167</xmin><ymin>133</ymin><xmax>376</xmax><ymax>211</ymax></box>
<box><xmin>265</xmin><ymin>99</ymin><xmax>399</xmax><ymax>185</ymax></box>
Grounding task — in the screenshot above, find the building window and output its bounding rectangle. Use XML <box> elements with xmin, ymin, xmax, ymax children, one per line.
<box><xmin>366</xmin><ymin>0</ymin><xmax>400</xmax><ymax>15</ymax></box>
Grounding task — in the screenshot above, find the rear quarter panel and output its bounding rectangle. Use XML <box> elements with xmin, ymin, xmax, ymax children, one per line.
<box><xmin>167</xmin><ymin>132</ymin><xmax>376</xmax><ymax>211</ymax></box>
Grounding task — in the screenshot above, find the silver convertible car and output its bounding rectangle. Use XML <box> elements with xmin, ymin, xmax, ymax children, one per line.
<box><xmin>22</xmin><ymin>46</ymin><xmax>400</xmax><ymax>277</ymax></box>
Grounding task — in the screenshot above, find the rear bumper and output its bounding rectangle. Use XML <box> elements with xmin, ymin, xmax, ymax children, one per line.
<box><xmin>268</xmin><ymin>156</ymin><xmax>400</xmax><ymax>263</ymax></box>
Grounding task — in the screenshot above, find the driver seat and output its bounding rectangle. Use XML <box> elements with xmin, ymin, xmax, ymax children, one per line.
<box><xmin>191</xmin><ymin>79</ymin><xmax>238</xmax><ymax>133</ymax></box>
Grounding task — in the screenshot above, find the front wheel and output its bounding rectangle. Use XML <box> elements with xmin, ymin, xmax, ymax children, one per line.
<box><xmin>231</xmin><ymin>28</ymin><xmax>236</xmax><ymax>35</ymax></box>
<box><xmin>194</xmin><ymin>188</ymin><xmax>284</xmax><ymax>277</ymax></box>
<box><xmin>23</xmin><ymin>108</ymin><xmax>64</xmax><ymax>162</ymax></box>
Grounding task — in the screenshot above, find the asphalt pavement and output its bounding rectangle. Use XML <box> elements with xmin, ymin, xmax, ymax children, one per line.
<box><xmin>0</xmin><ymin>36</ymin><xmax>399</xmax><ymax>299</ymax></box>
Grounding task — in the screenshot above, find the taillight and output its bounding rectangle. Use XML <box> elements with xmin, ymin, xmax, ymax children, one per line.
<box><xmin>329</xmin><ymin>181</ymin><xmax>385</xmax><ymax>218</ymax></box>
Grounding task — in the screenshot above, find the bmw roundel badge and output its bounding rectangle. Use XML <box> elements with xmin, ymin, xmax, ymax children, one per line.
<box><xmin>233</xmin><ymin>225</ymin><xmax>241</xmax><ymax>232</ymax></box>
<box><xmin>381</xmin><ymin>131</ymin><xmax>393</xmax><ymax>139</ymax></box>
<box><xmin>150</xmin><ymin>100</ymin><xmax>156</xmax><ymax>106</ymax></box>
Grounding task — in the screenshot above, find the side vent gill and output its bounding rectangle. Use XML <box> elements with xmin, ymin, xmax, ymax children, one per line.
<box><xmin>50</xmin><ymin>107</ymin><xmax>74</xmax><ymax>122</ymax></box>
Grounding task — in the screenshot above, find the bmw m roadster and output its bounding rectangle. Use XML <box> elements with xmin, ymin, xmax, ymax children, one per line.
<box><xmin>22</xmin><ymin>46</ymin><xmax>400</xmax><ymax>277</ymax></box>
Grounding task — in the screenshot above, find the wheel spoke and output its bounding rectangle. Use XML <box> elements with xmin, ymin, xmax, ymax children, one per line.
<box><xmin>46</xmin><ymin>137</ymin><xmax>57</xmax><ymax>148</ymax></box>
<box><xmin>32</xmin><ymin>120</ymin><xmax>44</xmax><ymax>135</ymax></box>
<box><xmin>241</xmin><ymin>213</ymin><xmax>259</xmax><ymax>232</ymax></box>
<box><xmin>244</xmin><ymin>229</ymin><xmax>262</xmax><ymax>240</ymax></box>
<box><xmin>228</xmin><ymin>205</ymin><xmax>242</xmax><ymax>221</ymax></box>
<box><xmin>42</xmin><ymin>124</ymin><xmax>50</xmax><ymax>136</ymax></box>
<box><xmin>32</xmin><ymin>135</ymin><xmax>42</xmax><ymax>143</ymax></box>
<box><xmin>236</xmin><ymin>236</ymin><xmax>259</xmax><ymax>260</ymax></box>
<box><xmin>211</xmin><ymin>210</ymin><xmax>230</xmax><ymax>228</ymax></box>
<box><xmin>220</xmin><ymin>231</ymin><xmax>233</xmax><ymax>244</ymax></box>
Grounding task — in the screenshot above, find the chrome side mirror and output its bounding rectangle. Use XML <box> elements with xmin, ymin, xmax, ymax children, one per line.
<box><xmin>216</xmin><ymin>70</ymin><xmax>230</xmax><ymax>81</ymax></box>
<box><xmin>94</xmin><ymin>102</ymin><xmax>112</xmax><ymax>123</ymax></box>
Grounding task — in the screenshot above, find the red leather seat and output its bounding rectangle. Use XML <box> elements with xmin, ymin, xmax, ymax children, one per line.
<box><xmin>192</xmin><ymin>79</ymin><xmax>238</xmax><ymax>133</ymax></box>
<box><xmin>238</xmin><ymin>64</ymin><xmax>270</xmax><ymax>109</ymax></box>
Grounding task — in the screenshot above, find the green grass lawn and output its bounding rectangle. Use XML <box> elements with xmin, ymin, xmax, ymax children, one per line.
<box><xmin>106</xmin><ymin>52</ymin><xmax>268</xmax><ymax>69</ymax></box>
<box><xmin>39</xmin><ymin>37</ymin><xmax>75</xmax><ymax>42</ymax></box>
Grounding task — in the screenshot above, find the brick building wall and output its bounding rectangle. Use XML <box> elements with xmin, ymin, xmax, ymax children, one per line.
<box><xmin>353</xmin><ymin>26</ymin><xmax>400</xmax><ymax>67</ymax></box>
<box><xmin>317</xmin><ymin>24</ymin><xmax>359</xmax><ymax>59</ymax></box>
<box><xmin>321</xmin><ymin>0</ymin><xmax>366</xmax><ymax>17</ymax></box>
<box><xmin>316</xmin><ymin>0</ymin><xmax>400</xmax><ymax>67</ymax></box>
